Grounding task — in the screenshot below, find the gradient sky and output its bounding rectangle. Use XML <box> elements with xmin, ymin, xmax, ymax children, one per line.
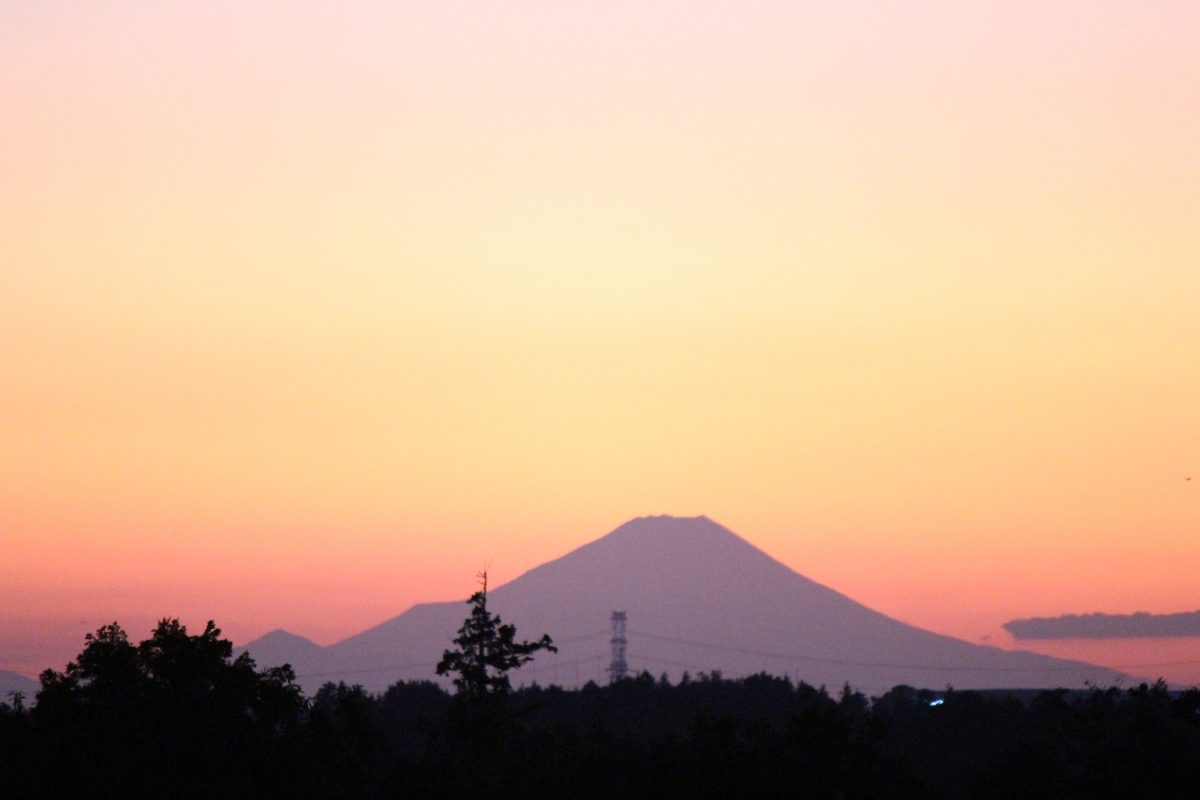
<box><xmin>2</xmin><ymin>1</ymin><xmax>1198</xmax><ymax>684</ymax></box>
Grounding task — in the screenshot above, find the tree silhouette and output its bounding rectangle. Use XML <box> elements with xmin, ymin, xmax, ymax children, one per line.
<box><xmin>37</xmin><ymin>619</ymin><xmax>301</xmax><ymax>713</ymax></box>
<box><xmin>436</xmin><ymin>573</ymin><xmax>556</xmax><ymax>701</ymax></box>
<box><xmin>25</xmin><ymin>618</ymin><xmax>308</xmax><ymax>798</ymax></box>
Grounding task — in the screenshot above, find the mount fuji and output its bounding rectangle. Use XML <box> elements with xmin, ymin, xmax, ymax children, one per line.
<box><xmin>241</xmin><ymin>515</ymin><xmax>1131</xmax><ymax>694</ymax></box>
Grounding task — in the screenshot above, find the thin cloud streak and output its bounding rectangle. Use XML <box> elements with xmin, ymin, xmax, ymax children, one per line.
<box><xmin>1005</xmin><ymin>610</ymin><xmax>1200</xmax><ymax>640</ymax></box>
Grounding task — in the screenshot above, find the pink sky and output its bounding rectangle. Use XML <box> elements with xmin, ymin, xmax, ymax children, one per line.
<box><xmin>2</xmin><ymin>1</ymin><xmax>1198</xmax><ymax>684</ymax></box>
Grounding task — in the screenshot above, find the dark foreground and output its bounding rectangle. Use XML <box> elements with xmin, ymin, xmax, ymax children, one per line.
<box><xmin>2</xmin><ymin>622</ymin><xmax>1198</xmax><ymax>799</ymax></box>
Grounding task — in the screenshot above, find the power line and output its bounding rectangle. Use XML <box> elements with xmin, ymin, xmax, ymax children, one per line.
<box><xmin>627</xmin><ymin>629</ymin><xmax>1200</xmax><ymax>674</ymax></box>
<box><xmin>295</xmin><ymin>660</ymin><xmax>440</xmax><ymax>680</ymax></box>
<box><xmin>292</xmin><ymin>631</ymin><xmax>610</xmax><ymax>681</ymax></box>
<box><xmin>1111</xmin><ymin>658</ymin><xmax>1200</xmax><ymax>669</ymax></box>
<box><xmin>292</xmin><ymin>629</ymin><xmax>1199</xmax><ymax>682</ymax></box>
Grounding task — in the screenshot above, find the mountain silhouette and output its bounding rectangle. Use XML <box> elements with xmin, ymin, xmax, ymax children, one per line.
<box><xmin>243</xmin><ymin>515</ymin><xmax>1132</xmax><ymax>693</ymax></box>
<box><xmin>0</xmin><ymin>669</ymin><xmax>38</xmax><ymax>701</ymax></box>
<box><xmin>241</xmin><ymin>629</ymin><xmax>336</xmax><ymax>676</ymax></box>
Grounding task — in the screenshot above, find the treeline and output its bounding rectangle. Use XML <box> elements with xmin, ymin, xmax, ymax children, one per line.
<box><xmin>2</xmin><ymin>620</ymin><xmax>1199</xmax><ymax>799</ymax></box>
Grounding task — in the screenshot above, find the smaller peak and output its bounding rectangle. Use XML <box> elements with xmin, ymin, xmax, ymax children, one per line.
<box><xmin>251</xmin><ymin>629</ymin><xmax>320</xmax><ymax>647</ymax></box>
<box><xmin>259</xmin><ymin>628</ymin><xmax>300</xmax><ymax>640</ymax></box>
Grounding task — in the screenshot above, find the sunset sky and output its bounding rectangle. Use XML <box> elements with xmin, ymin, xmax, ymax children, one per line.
<box><xmin>2</xmin><ymin>1</ymin><xmax>1198</xmax><ymax>684</ymax></box>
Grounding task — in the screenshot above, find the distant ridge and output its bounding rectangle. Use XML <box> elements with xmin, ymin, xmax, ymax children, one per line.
<box><xmin>242</xmin><ymin>515</ymin><xmax>1133</xmax><ymax>693</ymax></box>
<box><xmin>1</xmin><ymin>670</ymin><xmax>39</xmax><ymax>701</ymax></box>
<box><xmin>236</xmin><ymin>629</ymin><xmax>338</xmax><ymax>679</ymax></box>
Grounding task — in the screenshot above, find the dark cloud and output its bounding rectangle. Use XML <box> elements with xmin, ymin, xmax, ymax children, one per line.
<box><xmin>1004</xmin><ymin>610</ymin><xmax>1200</xmax><ymax>639</ymax></box>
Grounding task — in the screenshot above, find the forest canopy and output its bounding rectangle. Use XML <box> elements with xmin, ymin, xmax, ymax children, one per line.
<box><xmin>2</xmin><ymin>617</ymin><xmax>1198</xmax><ymax>799</ymax></box>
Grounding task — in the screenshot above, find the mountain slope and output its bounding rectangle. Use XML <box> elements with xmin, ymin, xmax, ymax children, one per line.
<box><xmin>0</xmin><ymin>670</ymin><xmax>39</xmax><ymax>702</ymax></box>
<box><xmin>236</xmin><ymin>630</ymin><xmax>337</xmax><ymax>678</ymax></box>
<box><xmin>243</xmin><ymin>515</ymin><xmax>1131</xmax><ymax>693</ymax></box>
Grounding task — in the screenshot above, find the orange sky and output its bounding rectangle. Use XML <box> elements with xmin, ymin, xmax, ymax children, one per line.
<box><xmin>2</xmin><ymin>1</ymin><xmax>1198</xmax><ymax>684</ymax></box>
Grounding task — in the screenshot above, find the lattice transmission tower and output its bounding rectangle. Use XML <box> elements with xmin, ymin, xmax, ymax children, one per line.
<box><xmin>608</xmin><ymin>611</ymin><xmax>628</xmax><ymax>683</ymax></box>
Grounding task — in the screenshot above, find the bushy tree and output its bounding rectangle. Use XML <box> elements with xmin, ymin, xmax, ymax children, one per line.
<box><xmin>37</xmin><ymin>619</ymin><xmax>302</xmax><ymax>720</ymax></box>
<box><xmin>436</xmin><ymin>573</ymin><xmax>556</xmax><ymax>701</ymax></box>
<box><xmin>31</xmin><ymin>619</ymin><xmax>306</xmax><ymax>798</ymax></box>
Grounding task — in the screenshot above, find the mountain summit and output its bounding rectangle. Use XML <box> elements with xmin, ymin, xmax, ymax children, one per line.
<box><xmin>243</xmin><ymin>516</ymin><xmax>1130</xmax><ymax>693</ymax></box>
<box><xmin>0</xmin><ymin>670</ymin><xmax>38</xmax><ymax>701</ymax></box>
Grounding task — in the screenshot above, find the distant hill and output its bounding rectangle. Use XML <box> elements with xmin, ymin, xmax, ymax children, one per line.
<box><xmin>1</xmin><ymin>670</ymin><xmax>38</xmax><ymax>702</ymax></box>
<box><xmin>242</xmin><ymin>515</ymin><xmax>1132</xmax><ymax>693</ymax></box>
<box><xmin>239</xmin><ymin>629</ymin><xmax>336</xmax><ymax>675</ymax></box>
